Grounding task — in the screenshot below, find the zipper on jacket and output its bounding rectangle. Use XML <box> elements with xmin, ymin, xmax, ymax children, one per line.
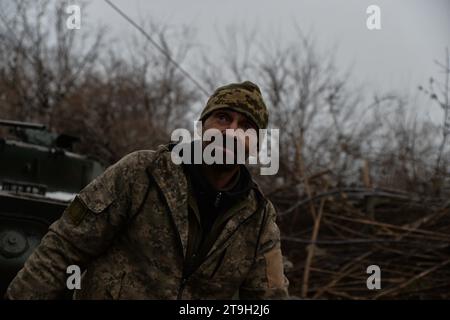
<box><xmin>177</xmin><ymin>276</ymin><xmax>189</xmax><ymax>300</ymax></box>
<box><xmin>177</xmin><ymin>254</ymin><xmax>200</xmax><ymax>300</ymax></box>
<box><xmin>214</xmin><ymin>192</ymin><xmax>222</xmax><ymax>207</ymax></box>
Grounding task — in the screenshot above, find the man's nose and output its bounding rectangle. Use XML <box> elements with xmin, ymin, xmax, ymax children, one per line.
<box><xmin>227</xmin><ymin>119</ymin><xmax>239</xmax><ymax>130</ymax></box>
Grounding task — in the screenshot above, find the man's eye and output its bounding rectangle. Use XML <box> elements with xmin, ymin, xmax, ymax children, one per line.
<box><xmin>217</xmin><ymin>114</ymin><xmax>228</xmax><ymax>121</ymax></box>
<box><xmin>243</xmin><ymin>122</ymin><xmax>254</xmax><ymax>130</ymax></box>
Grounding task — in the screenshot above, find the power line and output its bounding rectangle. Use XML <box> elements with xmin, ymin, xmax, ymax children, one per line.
<box><xmin>104</xmin><ymin>0</ymin><xmax>209</xmax><ymax>97</ymax></box>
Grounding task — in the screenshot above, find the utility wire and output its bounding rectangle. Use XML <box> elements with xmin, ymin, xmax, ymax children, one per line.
<box><xmin>104</xmin><ymin>0</ymin><xmax>209</xmax><ymax>97</ymax></box>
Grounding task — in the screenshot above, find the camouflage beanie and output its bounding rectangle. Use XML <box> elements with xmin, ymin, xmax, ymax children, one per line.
<box><xmin>200</xmin><ymin>81</ymin><xmax>269</xmax><ymax>129</ymax></box>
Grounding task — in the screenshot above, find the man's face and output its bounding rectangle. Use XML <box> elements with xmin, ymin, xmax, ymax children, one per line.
<box><xmin>202</xmin><ymin>109</ymin><xmax>258</xmax><ymax>163</ymax></box>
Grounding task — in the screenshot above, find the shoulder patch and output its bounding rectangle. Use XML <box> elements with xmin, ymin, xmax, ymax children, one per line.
<box><xmin>66</xmin><ymin>197</ymin><xmax>89</xmax><ymax>226</ymax></box>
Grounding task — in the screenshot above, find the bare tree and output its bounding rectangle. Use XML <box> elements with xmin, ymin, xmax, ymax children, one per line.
<box><xmin>200</xmin><ymin>25</ymin><xmax>450</xmax><ymax>299</ymax></box>
<box><xmin>0</xmin><ymin>0</ymin><xmax>201</xmax><ymax>164</ymax></box>
<box><xmin>419</xmin><ymin>48</ymin><xmax>450</xmax><ymax>180</ymax></box>
<box><xmin>0</xmin><ymin>0</ymin><xmax>103</xmax><ymax>125</ymax></box>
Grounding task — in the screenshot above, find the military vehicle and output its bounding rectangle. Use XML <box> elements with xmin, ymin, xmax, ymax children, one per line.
<box><xmin>0</xmin><ymin>119</ymin><xmax>104</xmax><ymax>297</ymax></box>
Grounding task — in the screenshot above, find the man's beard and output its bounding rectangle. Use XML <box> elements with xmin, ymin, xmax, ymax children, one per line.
<box><xmin>208</xmin><ymin>161</ymin><xmax>239</xmax><ymax>172</ymax></box>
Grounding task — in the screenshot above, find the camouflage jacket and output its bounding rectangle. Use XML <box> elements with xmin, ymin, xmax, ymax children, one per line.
<box><xmin>6</xmin><ymin>145</ymin><xmax>289</xmax><ymax>300</ymax></box>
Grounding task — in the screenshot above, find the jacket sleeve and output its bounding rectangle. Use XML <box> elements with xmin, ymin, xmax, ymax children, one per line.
<box><xmin>5</xmin><ymin>152</ymin><xmax>144</xmax><ymax>300</ymax></box>
<box><xmin>239</xmin><ymin>201</ymin><xmax>290</xmax><ymax>300</ymax></box>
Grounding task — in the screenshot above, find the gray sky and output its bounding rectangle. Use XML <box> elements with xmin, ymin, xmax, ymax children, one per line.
<box><xmin>86</xmin><ymin>0</ymin><xmax>449</xmax><ymax>121</ymax></box>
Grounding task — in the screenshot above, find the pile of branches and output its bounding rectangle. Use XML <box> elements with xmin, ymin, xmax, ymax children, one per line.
<box><xmin>274</xmin><ymin>184</ymin><xmax>450</xmax><ymax>299</ymax></box>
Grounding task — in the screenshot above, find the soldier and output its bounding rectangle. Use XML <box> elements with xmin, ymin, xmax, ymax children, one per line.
<box><xmin>5</xmin><ymin>81</ymin><xmax>289</xmax><ymax>299</ymax></box>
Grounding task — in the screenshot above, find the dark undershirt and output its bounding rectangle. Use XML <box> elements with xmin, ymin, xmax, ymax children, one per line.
<box><xmin>184</xmin><ymin>161</ymin><xmax>252</xmax><ymax>240</ymax></box>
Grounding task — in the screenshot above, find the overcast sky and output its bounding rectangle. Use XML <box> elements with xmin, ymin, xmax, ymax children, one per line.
<box><xmin>83</xmin><ymin>0</ymin><xmax>450</xmax><ymax>122</ymax></box>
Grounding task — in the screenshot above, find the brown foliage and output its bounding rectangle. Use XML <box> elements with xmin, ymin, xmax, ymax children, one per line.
<box><xmin>1</xmin><ymin>1</ymin><xmax>449</xmax><ymax>299</ymax></box>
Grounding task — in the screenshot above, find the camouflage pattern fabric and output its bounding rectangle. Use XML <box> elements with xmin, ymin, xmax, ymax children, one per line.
<box><xmin>200</xmin><ymin>81</ymin><xmax>269</xmax><ymax>130</ymax></box>
<box><xmin>5</xmin><ymin>145</ymin><xmax>289</xmax><ymax>299</ymax></box>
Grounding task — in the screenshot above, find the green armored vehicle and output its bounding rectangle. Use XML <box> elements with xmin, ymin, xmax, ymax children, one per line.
<box><xmin>0</xmin><ymin>120</ymin><xmax>104</xmax><ymax>296</ymax></box>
